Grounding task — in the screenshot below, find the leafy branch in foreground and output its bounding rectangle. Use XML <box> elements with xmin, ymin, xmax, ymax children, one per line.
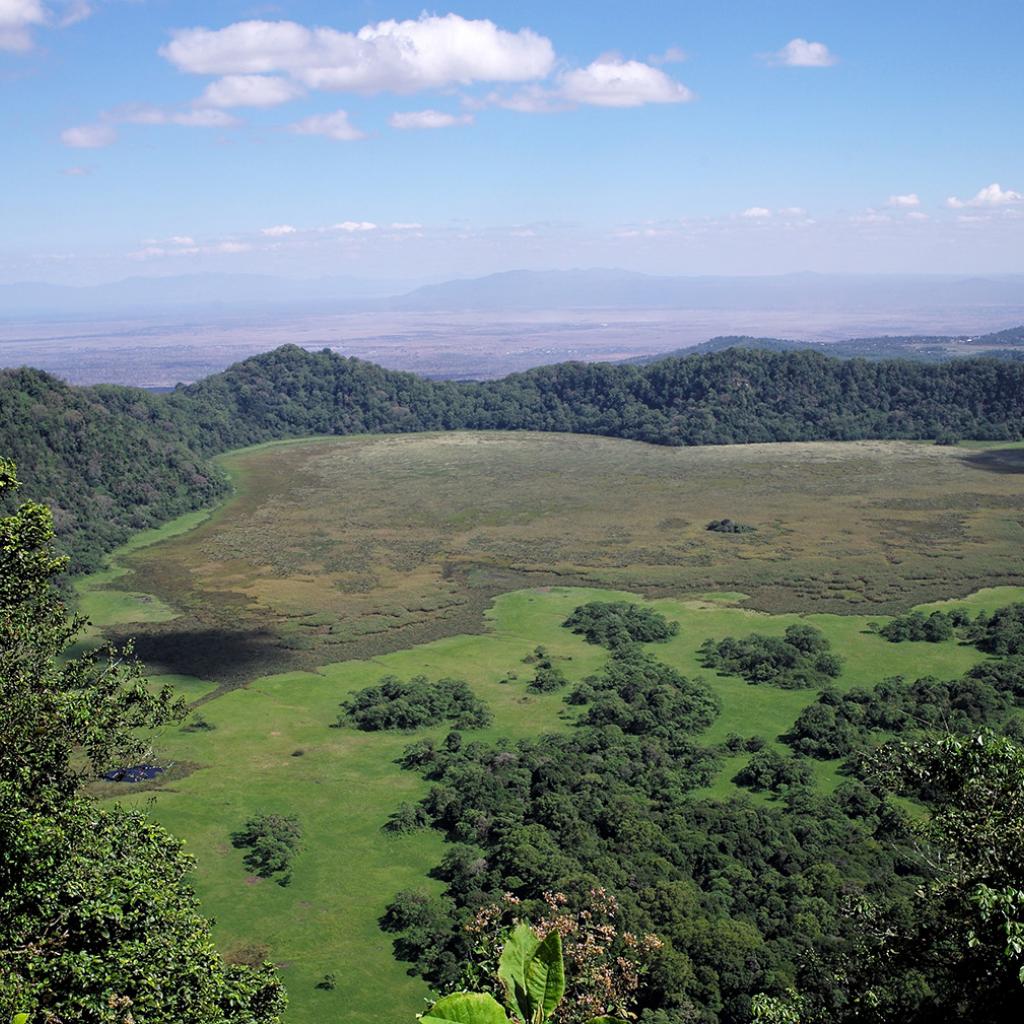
<box><xmin>421</xmin><ymin>908</ymin><xmax>632</xmax><ymax>1024</ymax></box>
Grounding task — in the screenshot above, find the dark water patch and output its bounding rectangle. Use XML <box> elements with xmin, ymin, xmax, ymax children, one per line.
<box><xmin>962</xmin><ymin>448</ymin><xmax>1024</xmax><ymax>474</ymax></box>
<box><xmin>102</xmin><ymin>764</ymin><xmax>163</xmax><ymax>783</ymax></box>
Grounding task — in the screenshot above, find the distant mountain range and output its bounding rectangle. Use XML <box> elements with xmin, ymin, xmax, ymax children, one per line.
<box><xmin>4</xmin><ymin>268</ymin><xmax>1024</xmax><ymax>317</ymax></box>
<box><xmin>386</xmin><ymin>269</ymin><xmax>1024</xmax><ymax>313</ymax></box>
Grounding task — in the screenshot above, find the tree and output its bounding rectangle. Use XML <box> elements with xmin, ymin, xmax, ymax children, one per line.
<box><xmin>0</xmin><ymin>458</ymin><xmax>286</xmax><ymax>1023</ymax></box>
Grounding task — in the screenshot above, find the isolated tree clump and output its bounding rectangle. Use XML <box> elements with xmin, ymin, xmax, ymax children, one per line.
<box><xmin>971</xmin><ymin>603</ymin><xmax>1024</xmax><ymax>656</ymax></box>
<box><xmin>231</xmin><ymin>814</ymin><xmax>303</xmax><ymax>885</ymax></box>
<box><xmin>706</xmin><ymin>518</ymin><xmax>757</xmax><ymax>534</ymax></box>
<box><xmin>563</xmin><ymin>601</ymin><xmax>679</xmax><ymax>649</ymax></box>
<box><xmin>699</xmin><ymin>623</ymin><xmax>842</xmax><ymax>689</ymax></box>
<box><xmin>339</xmin><ymin>674</ymin><xmax>492</xmax><ymax>731</ymax></box>
<box><xmin>0</xmin><ymin>457</ymin><xmax>285</xmax><ymax>1023</ymax></box>
<box><xmin>878</xmin><ymin>608</ymin><xmax>965</xmax><ymax>643</ymax></box>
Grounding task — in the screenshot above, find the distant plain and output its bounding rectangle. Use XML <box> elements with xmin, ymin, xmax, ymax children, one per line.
<box><xmin>6</xmin><ymin>305</ymin><xmax>1024</xmax><ymax>385</ymax></box>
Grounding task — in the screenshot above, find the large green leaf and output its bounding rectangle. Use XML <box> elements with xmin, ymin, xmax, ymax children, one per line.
<box><xmin>524</xmin><ymin>930</ymin><xmax>565</xmax><ymax>1022</ymax></box>
<box><xmin>422</xmin><ymin>992</ymin><xmax>511</xmax><ymax>1024</ymax></box>
<box><xmin>498</xmin><ymin>922</ymin><xmax>540</xmax><ymax>1020</ymax></box>
<box><xmin>13</xmin><ymin>1016</ymin><xmax>30</xmax><ymax>1024</ymax></box>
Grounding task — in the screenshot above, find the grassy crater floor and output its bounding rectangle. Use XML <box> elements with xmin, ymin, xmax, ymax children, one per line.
<box><xmin>75</xmin><ymin>432</ymin><xmax>1024</xmax><ymax>1024</ymax></box>
<box><xmin>84</xmin><ymin>432</ymin><xmax>1024</xmax><ymax>688</ymax></box>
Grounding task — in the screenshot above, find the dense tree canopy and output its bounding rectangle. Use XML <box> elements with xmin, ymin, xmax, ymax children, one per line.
<box><xmin>0</xmin><ymin>459</ymin><xmax>285</xmax><ymax>1023</ymax></box>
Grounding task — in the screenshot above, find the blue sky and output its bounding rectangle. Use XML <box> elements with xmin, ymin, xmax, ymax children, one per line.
<box><xmin>2</xmin><ymin>0</ymin><xmax>1023</xmax><ymax>284</ymax></box>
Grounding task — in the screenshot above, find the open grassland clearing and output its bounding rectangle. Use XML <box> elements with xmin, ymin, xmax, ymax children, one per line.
<box><xmin>88</xmin><ymin>432</ymin><xmax>1024</xmax><ymax>689</ymax></box>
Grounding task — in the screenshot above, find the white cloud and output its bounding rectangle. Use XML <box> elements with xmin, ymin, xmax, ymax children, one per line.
<box><xmin>215</xmin><ymin>241</ymin><xmax>251</xmax><ymax>253</ymax></box>
<box><xmin>558</xmin><ymin>57</ymin><xmax>693</xmax><ymax>107</ymax></box>
<box><xmin>261</xmin><ymin>224</ymin><xmax>297</xmax><ymax>236</ymax></box>
<box><xmin>768</xmin><ymin>38</ymin><xmax>838</xmax><ymax>68</ymax></box>
<box><xmin>0</xmin><ymin>0</ymin><xmax>87</xmax><ymax>51</ymax></box>
<box><xmin>160</xmin><ymin>14</ymin><xmax>556</xmax><ymax>94</ymax></box>
<box><xmin>905</xmin><ymin>211</ymin><xmax>929</xmax><ymax>221</ymax></box>
<box><xmin>778</xmin><ymin>206</ymin><xmax>806</xmax><ymax>217</ymax></box>
<box><xmin>887</xmin><ymin>193</ymin><xmax>920</xmax><ymax>208</ymax></box>
<box><xmin>61</xmin><ymin>103</ymin><xmax>236</xmax><ymax>147</ymax></box>
<box><xmin>61</xmin><ymin>165</ymin><xmax>90</xmax><ymax>175</ymax></box>
<box><xmin>60</xmin><ymin>122</ymin><xmax>117</xmax><ymax>148</ymax></box>
<box><xmin>390</xmin><ymin>222</ymin><xmax>423</xmax><ymax>230</ymax></box>
<box><xmin>289</xmin><ymin>110</ymin><xmax>365</xmax><ymax>141</ymax></box>
<box><xmin>946</xmin><ymin>182</ymin><xmax>1022</xmax><ymax>208</ymax></box>
<box><xmin>199</xmin><ymin>74</ymin><xmax>304</xmax><ymax>108</ymax></box>
<box><xmin>169</xmin><ymin>235</ymin><xmax>195</xmax><ymax>245</ymax></box>
<box><xmin>389</xmin><ymin>109</ymin><xmax>473</xmax><ymax>129</ymax></box>
<box><xmin>742</xmin><ymin>207</ymin><xmax>772</xmax><ymax>219</ymax></box>
<box><xmin>333</xmin><ymin>221</ymin><xmax>377</xmax><ymax>232</ymax></box>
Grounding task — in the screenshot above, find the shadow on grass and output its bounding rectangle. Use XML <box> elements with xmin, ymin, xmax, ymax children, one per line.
<box><xmin>962</xmin><ymin>448</ymin><xmax>1024</xmax><ymax>475</ymax></box>
<box><xmin>122</xmin><ymin>626</ymin><xmax>298</xmax><ymax>689</ymax></box>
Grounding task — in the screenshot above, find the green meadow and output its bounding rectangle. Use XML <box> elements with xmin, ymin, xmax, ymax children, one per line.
<box><xmin>77</xmin><ymin>433</ymin><xmax>1024</xmax><ymax>1023</ymax></box>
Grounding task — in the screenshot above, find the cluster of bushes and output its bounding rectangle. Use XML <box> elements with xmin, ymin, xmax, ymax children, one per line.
<box><xmin>569</xmin><ymin>644</ymin><xmax>721</xmax><ymax>740</ymax></box>
<box><xmin>563</xmin><ymin>601</ymin><xmax>679</xmax><ymax>649</ymax></box>
<box><xmin>733</xmin><ymin>747</ymin><xmax>813</xmax><ymax>793</ymax></box>
<box><xmin>706</xmin><ymin>518</ymin><xmax>756</xmax><ymax>534</ymax></box>
<box><xmin>338</xmin><ymin>675</ymin><xmax>492</xmax><ymax>731</ymax></box>
<box><xmin>877</xmin><ymin>608</ymin><xmax>966</xmax><ymax>642</ymax></box>
<box><xmin>972</xmin><ymin>603</ymin><xmax>1024</xmax><ymax>655</ymax></box>
<box><xmin>527</xmin><ymin>647</ymin><xmax>569</xmax><ymax>693</ymax></box>
<box><xmin>230</xmin><ymin>814</ymin><xmax>303</xmax><ymax>885</ymax></box>
<box><xmin>784</xmin><ymin>658</ymin><xmax>1024</xmax><ymax>760</ymax></box>
<box><xmin>699</xmin><ymin>624</ymin><xmax>843</xmax><ymax>689</ymax></box>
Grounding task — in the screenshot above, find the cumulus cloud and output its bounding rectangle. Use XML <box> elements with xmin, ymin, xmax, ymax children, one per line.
<box><xmin>0</xmin><ymin>0</ymin><xmax>87</xmax><ymax>51</ymax></box>
<box><xmin>767</xmin><ymin>38</ymin><xmax>838</xmax><ymax>68</ymax></box>
<box><xmin>260</xmin><ymin>224</ymin><xmax>297</xmax><ymax>236</ymax></box>
<box><xmin>558</xmin><ymin>57</ymin><xmax>693</xmax><ymax>107</ymax></box>
<box><xmin>199</xmin><ymin>74</ymin><xmax>304</xmax><ymax>108</ymax></box>
<box><xmin>887</xmin><ymin>193</ymin><xmax>920</xmax><ymax>207</ymax></box>
<box><xmin>289</xmin><ymin>109</ymin><xmax>365</xmax><ymax>141</ymax></box>
<box><xmin>160</xmin><ymin>14</ymin><xmax>556</xmax><ymax>94</ymax></box>
<box><xmin>60</xmin><ymin>121</ymin><xmax>117</xmax><ymax>148</ymax></box>
<box><xmin>741</xmin><ymin>207</ymin><xmax>772</xmax><ymax>219</ymax></box>
<box><xmin>778</xmin><ymin>206</ymin><xmax>806</xmax><ymax>217</ymax></box>
<box><xmin>905</xmin><ymin>211</ymin><xmax>929</xmax><ymax>221</ymax></box>
<box><xmin>946</xmin><ymin>182</ymin><xmax>1022</xmax><ymax>208</ymax></box>
<box><xmin>333</xmin><ymin>221</ymin><xmax>376</xmax><ymax>232</ymax></box>
<box><xmin>389</xmin><ymin>109</ymin><xmax>473</xmax><ymax>129</ymax></box>
<box><xmin>169</xmin><ymin>235</ymin><xmax>195</xmax><ymax>245</ymax></box>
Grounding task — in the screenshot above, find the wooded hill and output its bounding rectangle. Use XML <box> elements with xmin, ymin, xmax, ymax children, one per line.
<box><xmin>3</xmin><ymin>345</ymin><xmax>1024</xmax><ymax>571</ymax></box>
